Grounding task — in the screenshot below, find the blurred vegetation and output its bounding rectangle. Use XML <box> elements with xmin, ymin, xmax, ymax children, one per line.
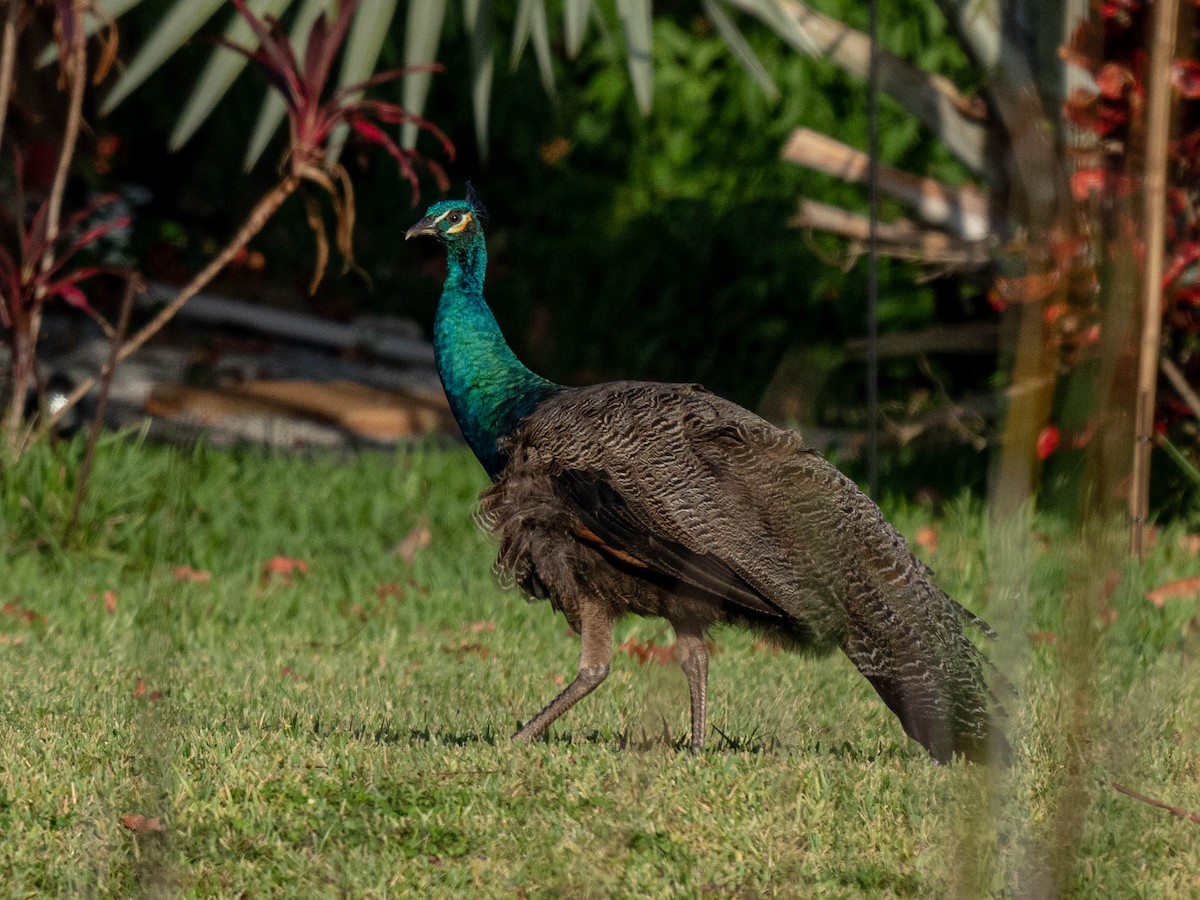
<box><xmin>92</xmin><ymin>2</ymin><xmax>1200</xmax><ymax>513</ymax></box>
<box><xmin>102</xmin><ymin>3</ymin><xmax>987</xmax><ymax>396</ymax></box>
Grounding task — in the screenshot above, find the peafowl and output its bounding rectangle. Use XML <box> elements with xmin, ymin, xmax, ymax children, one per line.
<box><xmin>406</xmin><ymin>190</ymin><xmax>1007</xmax><ymax>763</ymax></box>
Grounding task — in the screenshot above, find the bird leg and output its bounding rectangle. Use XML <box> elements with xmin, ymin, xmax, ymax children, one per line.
<box><xmin>673</xmin><ymin>622</ymin><xmax>709</xmax><ymax>752</ymax></box>
<box><xmin>512</xmin><ymin>602</ymin><xmax>613</xmax><ymax>744</ymax></box>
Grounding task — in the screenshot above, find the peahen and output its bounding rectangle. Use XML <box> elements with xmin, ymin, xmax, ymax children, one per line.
<box><xmin>406</xmin><ymin>190</ymin><xmax>1007</xmax><ymax>763</ymax></box>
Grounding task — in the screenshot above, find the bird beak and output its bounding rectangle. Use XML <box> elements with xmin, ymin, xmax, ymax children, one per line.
<box><xmin>405</xmin><ymin>216</ymin><xmax>438</xmax><ymax>241</ymax></box>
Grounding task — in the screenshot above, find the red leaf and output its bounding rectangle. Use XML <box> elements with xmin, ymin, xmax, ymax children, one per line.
<box><xmin>53</xmin><ymin>284</ymin><xmax>94</xmax><ymax>314</ymax></box>
<box><xmin>1037</xmin><ymin>425</ymin><xmax>1061</xmax><ymax>460</ymax></box>
<box><xmin>104</xmin><ymin>590</ymin><xmax>117</xmax><ymax>615</ymax></box>
<box><xmin>1163</xmin><ymin>243</ymin><xmax>1200</xmax><ymax>289</ymax></box>
<box><xmin>1071</xmin><ymin>419</ymin><xmax>1098</xmax><ymax>449</ymax></box>
<box><xmin>1071</xmin><ymin>167</ymin><xmax>1107</xmax><ymax>200</ymax></box>
<box><xmin>1044</xmin><ymin>302</ymin><xmax>1069</xmax><ymax>325</ymax></box>
<box><xmin>349</xmin><ymin>118</ymin><xmax>388</xmax><ymax>145</ymax></box>
<box><xmin>1099</xmin><ymin>0</ymin><xmax>1139</xmax><ymax>20</ymax></box>
<box><xmin>1172</xmin><ymin>60</ymin><xmax>1200</xmax><ymax>99</ymax></box>
<box><xmin>1095</xmin><ymin>62</ymin><xmax>1133</xmax><ymax>99</ymax></box>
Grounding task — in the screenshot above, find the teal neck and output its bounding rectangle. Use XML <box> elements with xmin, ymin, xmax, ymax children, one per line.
<box><xmin>432</xmin><ymin>233</ymin><xmax>560</xmax><ymax>477</ymax></box>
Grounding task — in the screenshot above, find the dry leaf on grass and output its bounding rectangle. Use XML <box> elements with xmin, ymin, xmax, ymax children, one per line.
<box><xmin>374</xmin><ymin>581</ymin><xmax>404</xmax><ymax>601</ymax></box>
<box><xmin>1147</xmin><ymin>576</ymin><xmax>1200</xmax><ymax>608</ymax></box>
<box><xmin>1178</xmin><ymin>534</ymin><xmax>1200</xmax><ymax>556</ymax></box>
<box><xmin>132</xmin><ymin>678</ymin><xmax>162</xmax><ymax>701</ymax></box>
<box><xmin>464</xmin><ymin>620</ymin><xmax>496</xmax><ymax>634</ymax></box>
<box><xmin>261</xmin><ymin>556</ymin><xmax>309</xmax><ymax>586</ymax></box>
<box><xmin>617</xmin><ymin>636</ymin><xmax>676</xmax><ymax>666</ymax></box>
<box><xmin>391</xmin><ymin>524</ymin><xmax>432</xmax><ymax>564</ymax></box>
<box><xmin>915</xmin><ymin>525</ymin><xmax>939</xmax><ymax>555</ymax></box>
<box><xmin>441</xmin><ymin>640</ymin><xmax>489</xmax><ymax>660</ymax></box>
<box><xmin>119</xmin><ymin>814</ymin><xmax>164</xmax><ymax>833</ymax></box>
<box><xmin>173</xmin><ymin>566</ymin><xmax>212</xmax><ymax>583</ymax></box>
<box><xmin>103</xmin><ymin>591</ymin><xmax>117</xmax><ymax>615</ymax></box>
<box><xmin>1</xmin><ymin>601</ymin><xmax>40</xmax><ymax>624</ymax></box>
<box><xmin>1028</xmin><ymin>631</ymin><xmax>1058</xmax><ymax>647</ymax></box>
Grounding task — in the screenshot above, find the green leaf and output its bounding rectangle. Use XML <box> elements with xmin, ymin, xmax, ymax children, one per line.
<box><xmin>615</xmin><ymin>0</ymin><xmax>653</xmax><ymax>115</ymax></box>
<box><xmin>464</xmin><ymin>0</ymin><xmax>496</xmax><ymax>160</ymax></box>
<box><xmin>170</xmin><ymin>0</ymin><xmax>294</xmax><ymax>152</ymax></box>
<box><xmin>401</xmin><ymin>0</ymin><xmax>447</xmax><ymax>149</ymax></box>
<box><xmin>564</xmin><ymin>0</ymin><xmax>592</xmax><ymax>60</ymax></box>
<box><xmin>101</xmin><ymin>0</ymin><xmax>228</xmax><ymax>113</ymax></box>
<box><xmin>701</xmin><ymin>0</ymin><xmax>779</xmax><ymax>101</ymax></box>
<box><xmin>244</xmin><ymin>0</ymin><xmax>337</xmax><ymax>170</ymax></box>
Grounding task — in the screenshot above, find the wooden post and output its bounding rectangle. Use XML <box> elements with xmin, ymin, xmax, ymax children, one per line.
<box><xmin>1130</xmin><ymin>0</ymin><xmax>1180</xmax><ymax>559</ymax></box>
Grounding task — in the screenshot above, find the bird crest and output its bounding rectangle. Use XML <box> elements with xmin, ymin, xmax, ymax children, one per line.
<box><xmin>465</xmin><ymin>181</ymin><xmax>489</xmax><ymax>225</ymax></box>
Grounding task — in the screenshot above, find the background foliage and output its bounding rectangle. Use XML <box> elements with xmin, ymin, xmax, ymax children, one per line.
<box><xmin>103</xmin><ymin>2</ymin><xmax>991</xmax><ymax>420</ymax></box>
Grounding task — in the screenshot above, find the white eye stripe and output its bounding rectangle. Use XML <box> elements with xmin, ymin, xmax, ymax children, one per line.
<box><xmin>431</xmin><ymin>209</ymin><xmax>456</xmax><ymax>225</ymax></box>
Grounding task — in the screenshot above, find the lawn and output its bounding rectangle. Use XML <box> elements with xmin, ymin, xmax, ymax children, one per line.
<box><xmin>1</xmin><ymin>435</ymin><xmax>1198</xmax><ymax>897</ymax></box>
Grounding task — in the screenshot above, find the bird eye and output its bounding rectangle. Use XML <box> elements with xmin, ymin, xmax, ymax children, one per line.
<box><xmin>448</xmin><ymin>213</ymin><xmax>462</xmax><ymax>224</ymax></box>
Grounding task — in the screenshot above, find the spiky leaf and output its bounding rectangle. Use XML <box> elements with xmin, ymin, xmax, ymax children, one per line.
<box><xmin>101</xmin><ymin>0</ymin><xmax>228</xmax><ymax>113</ymax></box>
<box><xmin>464</xmin><ymin>0</ymin><xmax>496</xmax><ymax>159</ymax></box>
<box><xmin>170</xmin><ymin>0</ymin><xmax>292</xmax><ymax>151</ymax></box>
<box><xmin>401</xmin><ymin>0</ymin><xmax>447</xmax><ymax>149</ymax></box>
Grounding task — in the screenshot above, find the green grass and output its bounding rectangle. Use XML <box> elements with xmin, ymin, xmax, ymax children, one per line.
<box><xmin>1</xmin><ymin>435</ymin><xmax>1198</xmax><ymax>897</ymax></box>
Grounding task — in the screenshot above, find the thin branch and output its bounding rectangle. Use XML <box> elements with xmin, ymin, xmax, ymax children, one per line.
<box><xmin>1112</xmin><ymin>782</ymin><xmax>1200</xmax><ymax>825</ymax></box>
<box><xmin>782</xmin><ymin>130</ymin><xmax>993</xmax><ymax>240</ymax></box>
<box><xmin>0</xmin><ymin>0</ymin><xmax>20</xmax><ymax>152</ymax></box>
<box><xmin>42</xmin><ymin>12</ymin><xmax>87</xmax><ymax>255</ymax></box>
<box><xmin>6</xmin><ymin>0</ymin><xmax>89</xmax><ymax>454</ymax></box>
<box><xmin>1131</xmin><ymin>0</ymin><xmax>1180</xmax><ymax>559</ymax></box>
<box><xmin>728</xmin><ymin>0</ymin><xmax>991</xmax><ymax>174</ymax></box>
<box><xmin>37</xmin><ymin>173</ymin><xmax>303</xmax><ymax>440</ymax></box>
<box><xmin>66</xmin><ymin>273</ymin><xmax>139</xmax><ymax>541</ymax></box>
<box><xmin>1161</xmin><ymin>358</ymin><xmax>1200</xmax><ymax>421</ymax></box>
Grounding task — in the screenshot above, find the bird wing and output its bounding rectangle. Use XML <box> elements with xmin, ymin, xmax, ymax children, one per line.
<box><xmin>508</xmin><ymin>381</ymin><xmax>1001</xmax><ymax>760</ymax></box>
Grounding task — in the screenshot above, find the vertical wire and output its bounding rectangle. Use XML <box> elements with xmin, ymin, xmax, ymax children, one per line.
<box><xmin>867</xmin><ymin>0</ymin><xmax>880</xmax><ymax>500</ymax></box>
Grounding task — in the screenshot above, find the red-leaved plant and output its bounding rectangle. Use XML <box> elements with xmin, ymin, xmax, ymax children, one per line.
<box><xmin>25</xmin><ymin>0</ymin><xmax>454</xmax><ymax>448</ymax></box>
<box><xmin>0</xmin><ymin>168</ymin><xmax>128</xmax><ymax>432</ymax></box>
<box><xmin>1031</xmin><ymin>0</ymin><xmax>1200</xmax><ymax>464</ymax></box>
<box><xmin>223</xmin><ymin>0</ymin><xmax>452</xmax><ymax>201</ymax></box>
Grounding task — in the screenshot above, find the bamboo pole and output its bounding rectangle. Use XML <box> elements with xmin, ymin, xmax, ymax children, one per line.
<box><xmin>1130</xmin><ymin>0</ymin><xmax>1180</xmax><ymax>559</ymax></box>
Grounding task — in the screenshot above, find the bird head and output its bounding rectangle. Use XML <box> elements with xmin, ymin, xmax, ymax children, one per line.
<box><xmin>406</xmin><ymin>186</ymin><xmax>487</xmax><ymax>244</ymax></box>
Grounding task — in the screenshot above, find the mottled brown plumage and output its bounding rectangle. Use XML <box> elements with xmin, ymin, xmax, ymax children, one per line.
<box><xmin>481</xmin><ymin>381</ymin><xmax>1007</xmax><ymax>763</ymax></box>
